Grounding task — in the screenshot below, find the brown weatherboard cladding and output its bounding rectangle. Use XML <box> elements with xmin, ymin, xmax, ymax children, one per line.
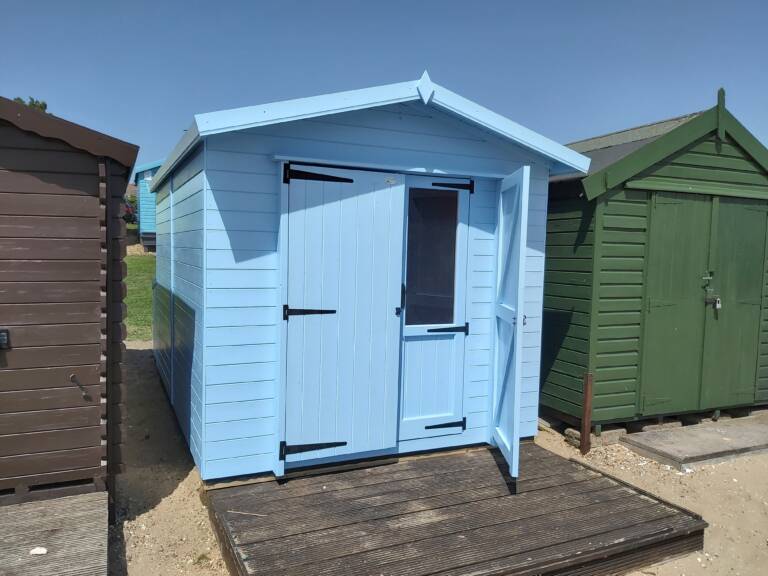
<box><xmin>541</xmin><ymin>99</ymin><xmax>768</xmax><ymax>429</ymax></box>
<box><xmin>0</xmin><ymin>98</ymin><xmax>136</xmax><ymax>504</ymax></box>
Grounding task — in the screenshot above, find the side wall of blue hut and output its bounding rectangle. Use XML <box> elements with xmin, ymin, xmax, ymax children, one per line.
<box><xmin>155</xmin><ymin>102</ymin><xmax>552</xmax><ymax>480</ymax></box>
<box><xmin>154</xmin><ymin>148</ymin><xmax>206</xmax><ymax>468</ymax></box>
<box><xmin>136</xmin><ymin>165</ymin><xmax>160</xmax><ymax>238</ymax></box>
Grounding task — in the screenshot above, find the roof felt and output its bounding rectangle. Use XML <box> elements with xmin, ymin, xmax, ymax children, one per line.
<box><xmin>552</xmin><ymin>112</ymin><xmax>701</xmax><ymax>182</ymax></box>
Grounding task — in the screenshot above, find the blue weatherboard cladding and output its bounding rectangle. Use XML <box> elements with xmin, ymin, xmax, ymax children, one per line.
<box><xmin>154</xmin><ymin>80</ymin><xmax>587</xmax><ymax>480</ymax></box>
<box><xmin>153</xmin><ymin>148</ymin><xmax>205</xmax><ymax>469</ymax></box>
<box><xmin>134</xmin><ymin>162</ymin><xmax>162</xmax><ymax>236</ymax></box>
<box><xmin>153</xmin><ymin>178</ymin><xmax>172</xmax><ymax>389</ymax></box>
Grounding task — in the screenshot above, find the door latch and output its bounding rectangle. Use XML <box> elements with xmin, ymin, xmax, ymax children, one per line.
<box><xmin>70</xmin><ymin>374</ymin><xmax>90</xmax><ymax>400</ymax></box>
<box><xmin>395</xmin><ymin>283</ymin><xmax>406</xmax><ymax>317</ymax></box>
<box><xmin>0</xmin><ymin>329</ymin><xmax>9</xmax><ymax>350</ymax></box>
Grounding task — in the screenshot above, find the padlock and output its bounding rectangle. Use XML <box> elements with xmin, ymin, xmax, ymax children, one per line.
<box><xmin>715</xmin><ymin>297</ymin><xmax>722</xmax><ymax>310</ymax></box>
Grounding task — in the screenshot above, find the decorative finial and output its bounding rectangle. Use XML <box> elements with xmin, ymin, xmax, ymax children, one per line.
<box><xmin>416</xmin><ymin>70</ymin><xmax>435</xmax><ymax>105</ymax></box>
<box><xmin>716</xmin><ymin>87</ymin><xmax>726</xmax><ymax>141</ymax></box>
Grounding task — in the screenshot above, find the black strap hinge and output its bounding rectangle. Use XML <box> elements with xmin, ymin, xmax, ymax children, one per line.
<box><xmin>283</xmin><ymin>162</ymin><xmax>354</xmax><ymax>184</ymax></box>
<box><xmin>426</xmin><ymin>322</ymin><xmax>469</xmax><ymax>335</ymax></box>
<box><xmin>279</xmin><ymin>440</ymin><xmax>347</xmax><ymax>460</ymax></box>
<box><xmin>425</xmin><ymin>417</ymin><xmax>466</xmax><ymax>431</ymax></box>
<box><xmin>283</xmin><ymin>305</ymin><xmax>337</xmax><ymax>321</ymax></box>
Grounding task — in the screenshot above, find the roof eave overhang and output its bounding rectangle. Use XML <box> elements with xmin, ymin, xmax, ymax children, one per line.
<box><xmin>581</xmin><ymin>108</ymin><xmax>718</xmax><ymax>201</ymax></box>
<box><xmin>427</xmin><ymin>84</ymin><xmax>590</xmax><ymax>175</ymax></box>
<box><xmin>152</xmin><ymin>123</ymin><xmax>200</xmax><ymax>192</ymax></box>
<box><xmin>0</xmin><ymin>96</ymin><xmax>138</xmax><ymax>169</ymax></box>
<box><xmin>195</xmin><ymin>79</ymin><xmax>420</xmax><ymax>137</ymax></box>
<box><xmin>134</xmin><ymin>159</ymin><xmax>165</xmax><ymax>175</ymax></box>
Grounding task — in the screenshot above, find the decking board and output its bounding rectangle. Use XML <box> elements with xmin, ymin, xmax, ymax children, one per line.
<box><xmin>207</xmin><ymin>443</ymin><xmax>706</xmax><ymax>576</ymax></box>
<box><xmin>0</xmin><ymin>491</ymin><xmax>107</xmax><ymax>576</ymax></box>
<box><xmin>239</xmin><ymin>477</ymin><xmax>616</xmax><ymax>564</ymax></box>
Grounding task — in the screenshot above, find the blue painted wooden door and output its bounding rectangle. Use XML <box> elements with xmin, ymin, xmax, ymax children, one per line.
<box><xmin>399</xmin><ymin>176</ymin><xmax>470</xmax><ymax>440</ymax></box>
<box><xmin>284</xmin><ymin>166</ymin><xmax>405</xmax><ymax>464</ymax></box>
<box><xmin>492</xmin><ymin>166</ymin><xmax>530</xmax><ymax>478</ymax></box>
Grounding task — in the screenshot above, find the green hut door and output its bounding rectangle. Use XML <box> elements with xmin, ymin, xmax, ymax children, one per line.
<box><xmin>642</xmin><ymin>193</ymin><xmax>766</xmax><ymax>414</ymax></box>
<box><xmin>700</xmin><ymin>198</ymin><xmax>767</xmax><ymax>409</ymax></box>
<box><xmin>642</xmin><ymin>192</ymin><xmax>711</xmax><ymax>414</ymax></box>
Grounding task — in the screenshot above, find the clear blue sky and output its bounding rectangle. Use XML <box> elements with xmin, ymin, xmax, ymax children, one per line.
<box><xmin>3</xmin><ymin>0</ymin><xmax>766</xmax><ymax>167</ymax></box>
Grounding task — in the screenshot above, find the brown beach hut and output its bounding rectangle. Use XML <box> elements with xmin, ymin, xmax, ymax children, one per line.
<box><xmin>0</xmin><ymin>96</ymin><xmax>137</xmax><ymax>503</ymax></box>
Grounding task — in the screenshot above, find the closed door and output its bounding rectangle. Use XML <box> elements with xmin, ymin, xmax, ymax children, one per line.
<box><xmin>399</xmin><ymin>176</ymin><xmax>469</xmax><ymax>440</ymax></box>
<box><xmin>642</xmin><ymin>193</ymin><xmax>766</xmax><ymax>414</ymax></box>
<box><xmin>701</xmin><ymin>198</ymin><xmax>766</xmax><ymax>408</ymax></box>
<box><xmin>642</xmin><ymin>192</ymin><xmax>711</xmax><ymax>414</ymax></box>
<box><xmin>283</xmin><ymin>166</ymin><xmax>405</xmax><ymax>464</ymax></box>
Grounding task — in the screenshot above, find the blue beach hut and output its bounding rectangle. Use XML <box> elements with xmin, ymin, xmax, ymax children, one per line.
<box><xmin>133</xmin><ymin>159</ymin><xmax>163</xmax><ymax>248</ymax></box>
<box><xmin>152</xmin><ymin>73</ymin><xmax>589</xmax><ymax>481</ymax></box>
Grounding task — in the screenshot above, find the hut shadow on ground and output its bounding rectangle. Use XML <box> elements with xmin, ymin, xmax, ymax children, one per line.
<box><xmin>109</xmin><ymin>342</ymin><xmax>195</xmax><ymax>575</ymax></box>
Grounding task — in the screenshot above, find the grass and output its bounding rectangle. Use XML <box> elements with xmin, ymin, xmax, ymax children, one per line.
<box><xmin>125</xmin><ymin>254</ymin><xmax>155</xmax><ymax>340</ymax></box>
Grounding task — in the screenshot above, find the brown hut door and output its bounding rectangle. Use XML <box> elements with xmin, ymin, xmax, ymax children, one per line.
<box><xmin>699</xmin><ymin>198</ymin><xmax>766</xmax><ymax>409</ymax></box>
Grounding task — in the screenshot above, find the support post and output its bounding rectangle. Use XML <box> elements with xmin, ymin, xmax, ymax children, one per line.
<box><xmin>580</xmin><ymin>372</ymin><xmax>594</xmax><ymax>455</ymax></box>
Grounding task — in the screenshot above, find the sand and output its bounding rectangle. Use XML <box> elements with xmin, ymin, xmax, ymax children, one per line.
<box><xmin>536</xmin><ymin>426</ymin><xmax>768</xmax><ymax>576</ymax></box>
<box><xmin>109</xmin><ymin>341</ymin><xmax>225</xmax><ymax>575</ymax></box>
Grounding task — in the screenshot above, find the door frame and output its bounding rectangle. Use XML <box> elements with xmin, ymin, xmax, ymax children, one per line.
<box><xmin>276</xmin><ymin>160</ymin><xmax>477</xmax><ymax>476</ymax></box>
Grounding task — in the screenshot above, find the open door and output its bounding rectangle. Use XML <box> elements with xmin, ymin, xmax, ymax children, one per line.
<box><xmin>492</xmin><ymin>166</ymin><xmax>529</xmax><ymax>479</ymax></box>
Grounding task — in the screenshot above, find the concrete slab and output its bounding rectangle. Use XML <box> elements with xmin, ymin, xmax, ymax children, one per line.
<box><xmin>564</xmin><ymin>426</ymin><xmax>627</xmax><ymax>448</ymax></box>
<box><xmin>621</xmin><ymin>412</ymin><xmax>768</xmax><ymax>470</ymax></box>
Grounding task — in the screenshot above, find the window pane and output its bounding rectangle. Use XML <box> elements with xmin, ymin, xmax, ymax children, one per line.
<box><xmin>405</xmin><ymin>188</ymin><xmax>458</xmax><ymax>325</ymax></box>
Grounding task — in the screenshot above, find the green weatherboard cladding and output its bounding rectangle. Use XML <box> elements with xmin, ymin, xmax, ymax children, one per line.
<box><xmin>541</xmin><ymin>96</ymin><xmax>768</xmax><ymax>426</ymax></box>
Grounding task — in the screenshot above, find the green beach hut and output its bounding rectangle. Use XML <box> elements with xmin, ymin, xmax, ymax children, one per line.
<box><xmin>542</xmin><ymin>90</ymin><xmax>768</xmax><ymax>440</ymax></box>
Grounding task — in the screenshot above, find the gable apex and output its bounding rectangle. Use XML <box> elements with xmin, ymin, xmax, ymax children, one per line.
<box><xmin>581</xmin><ymin>99</ymin><xmax>768</xmax><ymax>200</ymax></box>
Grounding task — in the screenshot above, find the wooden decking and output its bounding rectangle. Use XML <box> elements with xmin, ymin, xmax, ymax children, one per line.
<box><xmin>0</xmin><ymin>491</ymin><xmax>107</xmax><ymax>576</ymax></box>
<box><xmin>206</xmin><ymin>443</ymin><xmax>706</xmax><ymax>576</ymax></box>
